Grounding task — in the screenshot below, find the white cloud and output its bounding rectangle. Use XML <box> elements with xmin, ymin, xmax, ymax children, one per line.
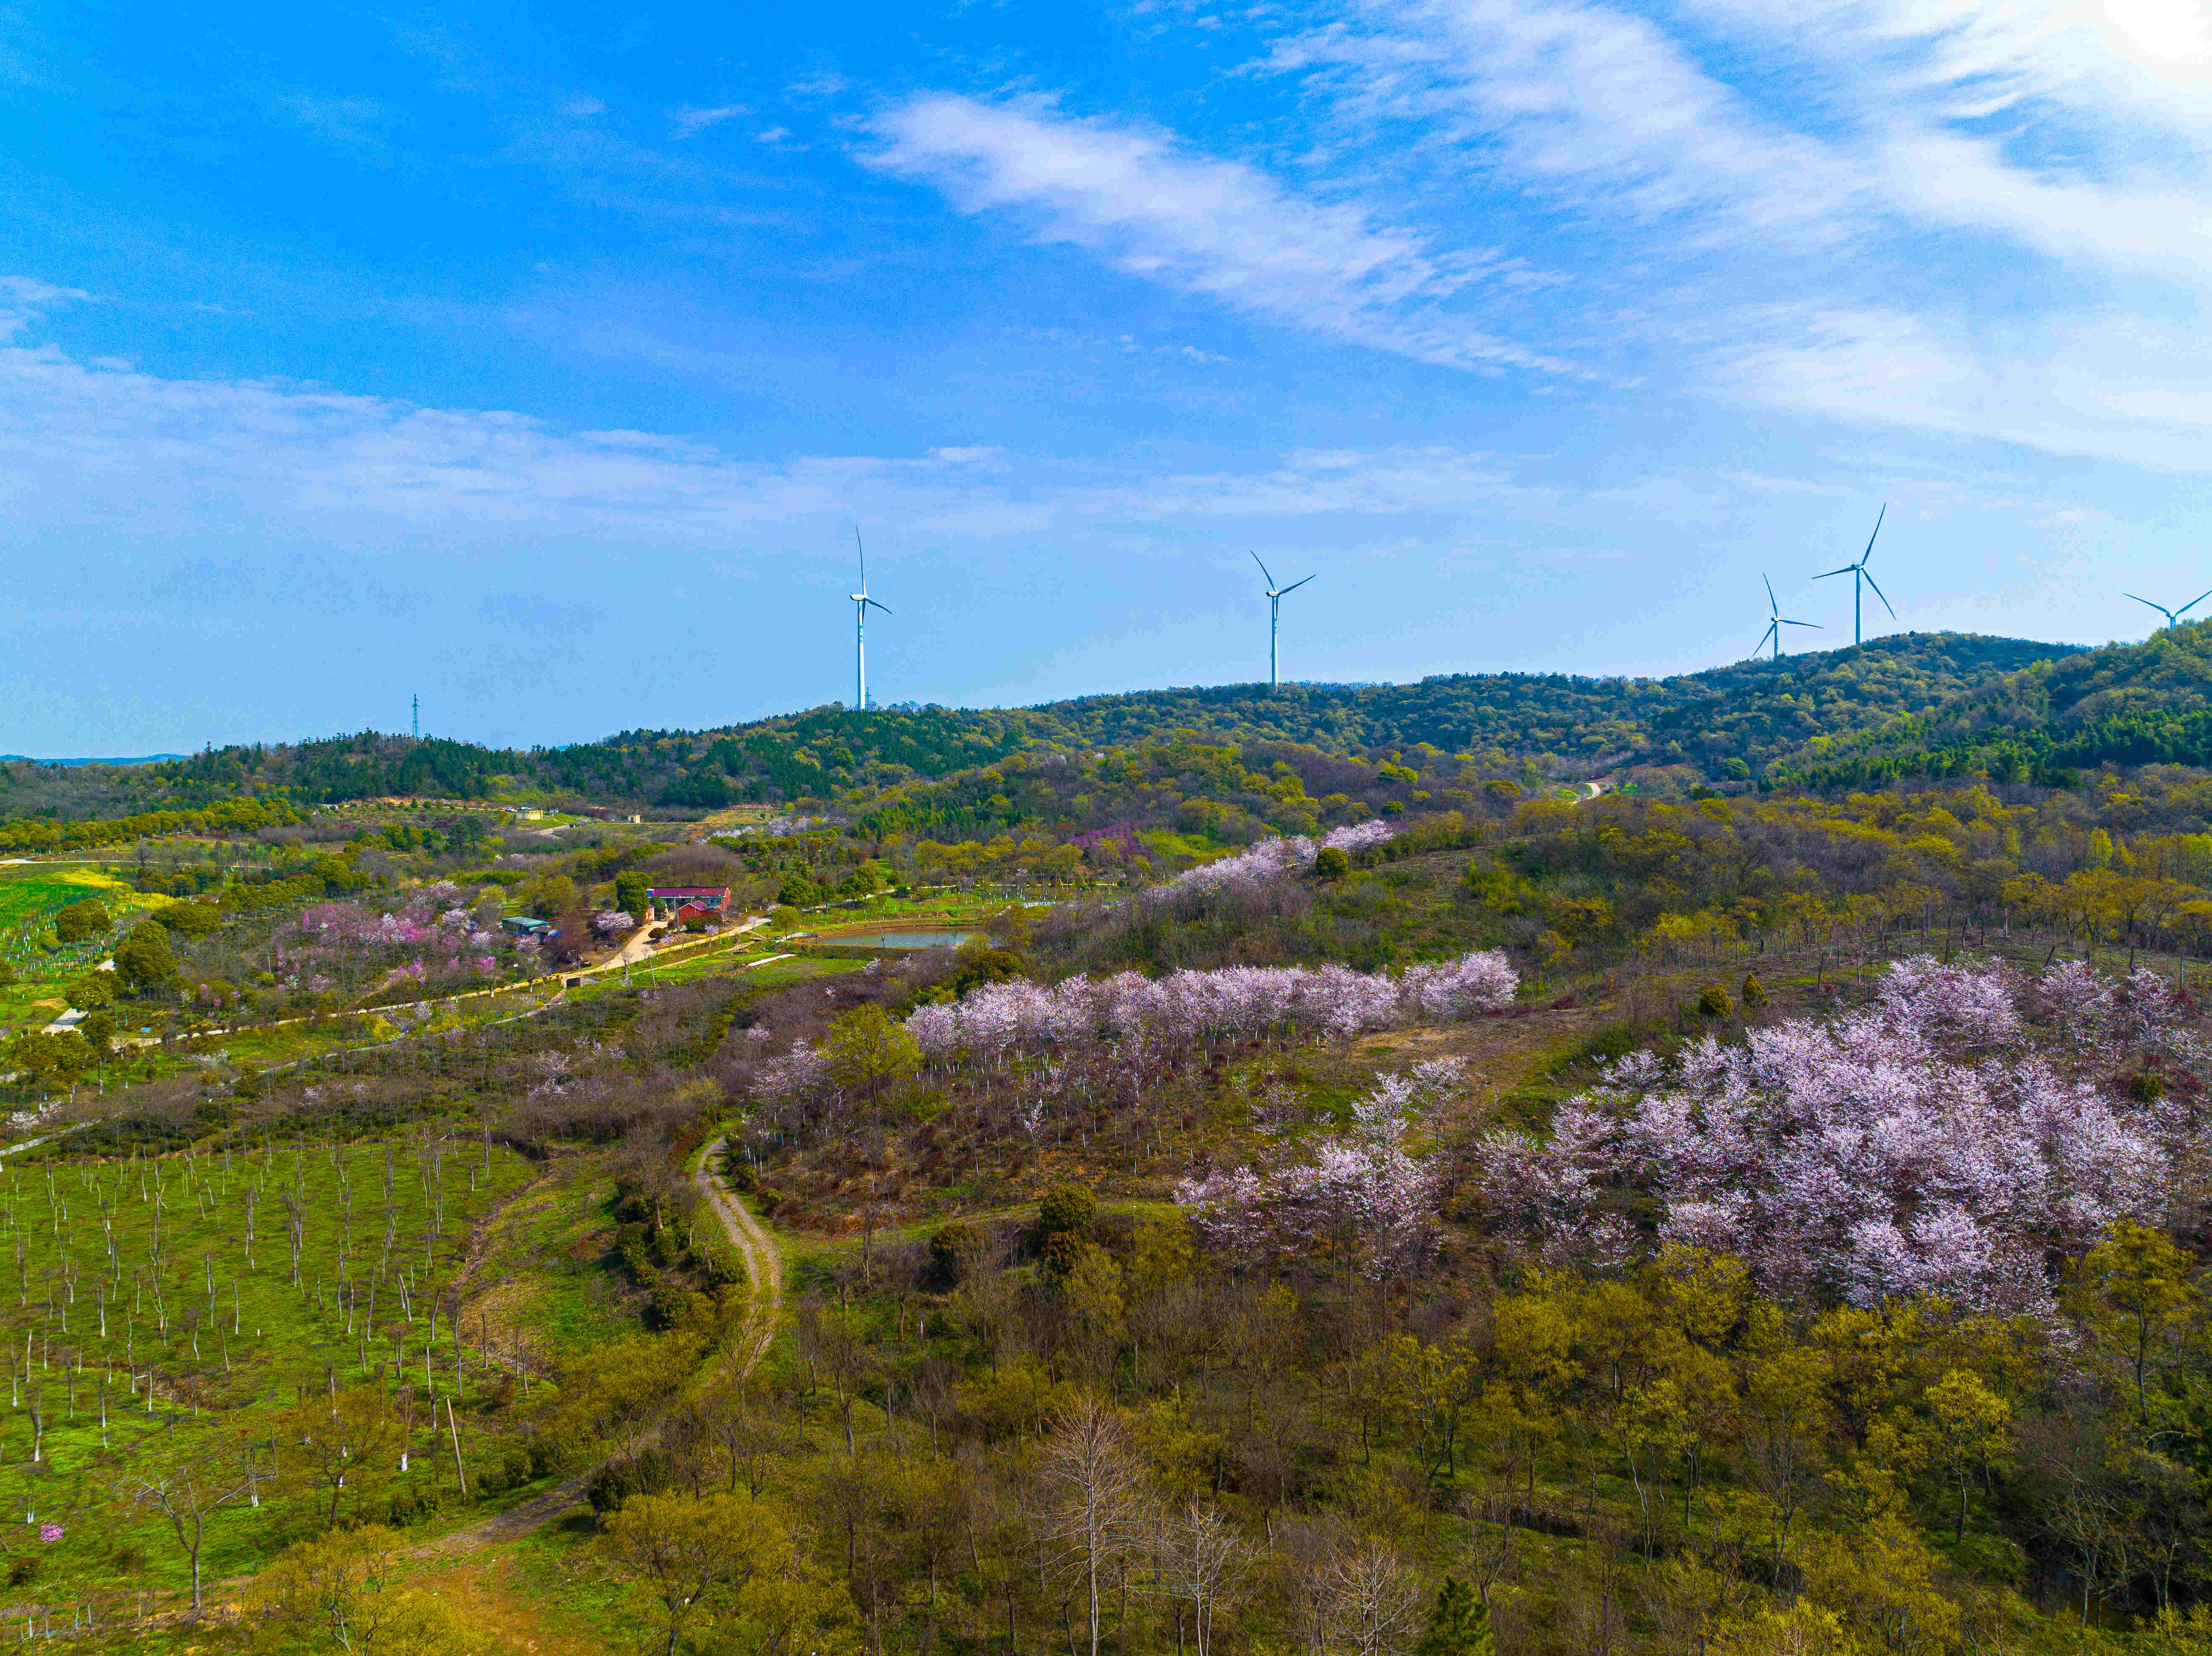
<box><xmin>1236</xmin><ymin>0</ymin><xmax>2212</xmax><ymax>460</ymax></box>
<box><xmin>266</xmin><ymin>91</ymin><xmax>400</xmax><ymax>160</ymax></box>
<box><xmin>0</xmin><ymin>288</ymin><xmax>1540</xmax><ymax>551</ymax></box>
<box><xmin>1267</xmin><ymin>0</ymin><xmax>1870</xmax><ymax>247</ymax></box>
<box><xmin>670</xmin><ymin>104</ymin><xmax>747</xmax><ymax>138</ymax></box>
<box><xmin>0</xmin><ymin>277</ymin><xmax>91</xmax><ymax>341</ymax></box>
<box><xmin>863</xmin><ymin>92</ymin><xmax>1565</xmax><ymax>374</ymax></box>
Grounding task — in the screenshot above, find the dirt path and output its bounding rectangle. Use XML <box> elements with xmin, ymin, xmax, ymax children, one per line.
<box><xmin>406</xmin><ymin>1136</ymin><xmax>782</xmax><ymax>1561</ymax></box>
<box><xmin>692</xmin><ymin>1136</ymin><xmax>784</xmax><ymax>1380</ymax></box>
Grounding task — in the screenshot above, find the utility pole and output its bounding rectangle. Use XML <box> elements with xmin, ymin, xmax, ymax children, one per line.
<box><xmin>412</xmin><ymin>694</ymin><xmax>419</xmax><ymax>740</ymax></box>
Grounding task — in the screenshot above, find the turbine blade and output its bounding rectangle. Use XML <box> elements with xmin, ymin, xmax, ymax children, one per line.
<box><xmin>854</xmin><ymin>525</ymin><xmax>866</xmax><ymax>588</ymax></box>
<box><xmin>1862</xmin><ymin>570</ymin><xmax>1896</xmax><ymax>620</ymax></box>
<box><xmin>1814</xmin><ymin>566</ymin><xmax>1855</xmax><ymax>579</ymax></box>
<box><xmin>866</xmin><ymin>598</ymin><xmax>893</xmax><ymax>615</ymax></box>
<box><xmin>2123</xmin><ymin>593</ymin><xmax>2165</xmax><ymax>614</ymax></box>
<box><xmin>1860</xmin><ymin>502</ymin><xmax>1886</xmax><ymax>565</ymax></box>
<box><xmin>2177</xmin><ymin>589</ymin><xmax>2212</xmax><ymax>619</ymax></box>
<box><xmin>1763</xmin><ymin>573</ymin><xmax>1778</xmax><ymax>614</ymax></box>
<box><xmin>1249</xmin><ymin>549</ymin><xmax>1278</xmax><ymax>588</ymax></box>
<box><xmin>1281</xmin><ymin>574</ymin><xmax>1316</xmax><ymax>595</ymax></box>
<box><xmin>1782</xmin><ymin>619</ymin><xmax>1822</xmax><ymax>628</ymax></box>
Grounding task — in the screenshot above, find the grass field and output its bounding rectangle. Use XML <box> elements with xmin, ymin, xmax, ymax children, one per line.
<box><xmin>0</xmin><ymin>863</ymin><xmax>139</xmax><ymax>954</ymax></box>
<box><xmin>0</xmin><ymin>1133</ymin><xmax>540</xmax><ymax>1619</ymax></box>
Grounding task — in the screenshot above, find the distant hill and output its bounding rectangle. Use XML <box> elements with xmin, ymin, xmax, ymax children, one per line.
<box><xmin>0</xmin><ymin>631</ymin><xmax>2098</xmax><ymax>821</ymax></box>
<box><xmin>0</xmin><ymin>754</ymin><xmax>185</xmax><ymax>766</ymax></box>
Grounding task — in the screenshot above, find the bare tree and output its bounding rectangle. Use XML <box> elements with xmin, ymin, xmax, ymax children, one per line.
<box><xmin>1038</xmin><ymin>1393</ymin><xmax>1148</xmax><ymax>1656</ymax></box>
<box><xmin>1314</xmin><ymin>1536</ymin><xmax>1426</xmax><ymax>1656</ymax></box>
<box><xmin>1154</xmin><ymin>1498</ymin><xmax>1253</xmax><ymax>1656</ymax></box>
<box><xmin>110</xmin><ymin>1420</ymin><xmax>260</xmax><ymax>1610</ymax></box>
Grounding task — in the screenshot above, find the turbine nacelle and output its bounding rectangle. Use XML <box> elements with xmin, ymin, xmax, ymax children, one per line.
<box><xmin>1813</xmin><ymin>504</ymin><xmax>1894</xmax><ymax>646</ymax></box>
<box><xmin>2124</xmin><ymin>589</ymin><xmax>2212</xmax><ymax>630</ymax></box>
<box><xmin>1753</xmin><ymin>573</ymin><xmax>1822</xmax><ymax>659</ymax></box>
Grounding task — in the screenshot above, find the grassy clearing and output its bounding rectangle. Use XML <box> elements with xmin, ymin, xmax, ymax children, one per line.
<box><xmin>462</xmin><ymin>1155</ymin><xmax>637</xmax><ymax>1364</ymax></box>
<box><xmin>0</xmin><ymin>864</ymin><xmax>152</xmax><ymax>1023</ymax></box>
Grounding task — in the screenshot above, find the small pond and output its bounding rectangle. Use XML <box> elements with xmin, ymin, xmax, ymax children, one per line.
<box><xmin>830</xmin><ymin>930</ymin><xmax>978</xmax><ymax>949</ymax></box>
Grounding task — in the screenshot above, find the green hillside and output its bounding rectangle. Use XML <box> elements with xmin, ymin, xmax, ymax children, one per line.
<box><xmin>1784</xmin><ymin>619</ymin><xmax>2212</xmax><ymax>788</ymax></box>
<box><xmin>0</xmin><ymin>632</ymin><xmax>2083</xmax><ymax>828</ymax></box>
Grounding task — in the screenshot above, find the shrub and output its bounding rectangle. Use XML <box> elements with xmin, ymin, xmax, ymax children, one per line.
<box><xmin>66</xmin><ymin>972</ymin><xmax>115</xmax><ymax>1009</ymax></box>
<box><xmin>157</xmin><ymin>902</ymin><xmax>222</xmax><ymax>938</ymax></box>
<box><xmin>113</xmin><ymin>921</ymin><xmax>177</xmax><ymax>989</ymax></box>
<box><xmin>928</xmin><ymin>1220</ymin><xmax>986</xmax><ymax>1286</ymax></box>
<box><xmin>1696</xmin><ymin>985</ymin><xmax>1735</xmax><ymax>1018</ymax></box>
<box><xmin>586</xmin><ymin>1447</ymin><xmax>674</xmax><ymax>1513</ymax></box>
<box><xmin>52</xmin><ymin>901</ymin><xmax>110</xmax><ymax>943</ymax></box>
<box><xmin>1741</xmin><ymin>974</ymin><xmax>1769</xmax><ymax>1009</ymax></box>
<box><xmin>1037</xmin><ymin>1184</ymin><xmax>1096</xmax><ymax>1243</ymax></box>
<box><xmin>644</xmin><ymin>1285</ymin><xmax>715</xmax><ymax>1335</ymax></box>
<box><xmin>1041</xmin><ymin>1230</ymin><xmax>1088</xmax><ymax>1280</ymax></box>
<box><xmin>1313</xmin><ymin>846</ymin><xmax>1351</xmax><ymax>879</ymax></box>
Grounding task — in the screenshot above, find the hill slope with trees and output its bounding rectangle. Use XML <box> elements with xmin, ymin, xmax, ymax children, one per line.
<box><xmin>1783</xmin><ymin>620</ymin><xmax>2212</xmax><ymax>788</ymax></box>
<box><xmin>0</xmin><ymin>632</ymin><xmax>2084</xmax><ymax>825</ymax></box>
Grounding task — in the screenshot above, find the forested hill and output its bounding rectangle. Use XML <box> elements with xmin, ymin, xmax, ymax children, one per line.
<box><xmin>991</xmin><ymin>630</ymin><xmax>2069</xmax><ymax>772</ymax></box>
<box><xmin>1782</xmin><ymin>619</ymin><xmax>2212</xmax><ymax>788</ymax></box>
<box><xmin>0</xmin><ymin>630</ymin><xmax>2093</xmax><ymax>820</ymax></box>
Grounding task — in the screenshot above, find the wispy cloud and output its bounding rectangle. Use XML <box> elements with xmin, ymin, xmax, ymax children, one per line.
<box><xmin>863</xmin><ymin>92</ymin><xmax>1565</xmax><ymax>375</ymax></box>
<box><xmin>1266</xmin><ymin>0</ymin><xmax>1870</xmax><ymax>248</ymax></box>
<box><xmin>669</xmin><ymin>104</ymin><xmax>746</xmax><ymax>138</ymax></box>
<box><xmin>0</xmin><ymin>283</ymin><xmax>1541</xmax><ymax>550</ymax></box>
<box><xmin>266</xmin><ymin>91</ymin><xmax>402</xmax><ymax>163</ymax></box>
<box><xmin>1236</xmin><ymin>0</ymin><xmax>2212</xmax><ymax>459</ymax></box>
<box><xmin>0</xmin><ymin>276</ymin><xmax>91</xmax><ymax>341</ymax></box>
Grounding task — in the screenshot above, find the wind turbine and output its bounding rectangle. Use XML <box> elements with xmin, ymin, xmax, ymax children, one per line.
<box><xmin>1814</xmin><ymin>504</ymin><xmax>1896</xmax><ymax>646</ymax></box>
<box><xmin>1251</xmin><ymin>551</ymin><xmax>1315</xmax><ymax>690</ymax></box>
<box><xmin>2123</xmin><ymin>588</ymin><xmax>2212</xmax><ymax>631</ymax></box>
<box><xmin>849</xmin><ymin>529</ymin><xmax>891</xmax><ymax>710</ymax></box>
<box><xmin>1754</xmin><ymin>575</ymin><xmax>1822</xmax><ymax>660</ymax></box>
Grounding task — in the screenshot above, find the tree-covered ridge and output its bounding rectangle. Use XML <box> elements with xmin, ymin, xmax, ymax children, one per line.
<box><xmin>1001</xmin><ymin>632</ymin><xmax>2074</xmax><ymax>776</ymax></box>
<box><xmin>0</xmin><ymin>632</ymin><xmax>2087</xmax><ymax>827</ymax></box>
<box><xmin>1782</xmin><ymin>622</ymin><xmax>2212</xmax><ymax>789</ymax></box>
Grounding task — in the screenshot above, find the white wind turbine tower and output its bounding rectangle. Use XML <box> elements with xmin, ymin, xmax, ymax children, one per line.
<box><xmin>849</xmin><ymin>528</ymin><xmax>892</xmax><ymax>710</ymax></box>
<box><xmin>1252</xmin><ymin>551</ymin><xmax>1315</xmax><ymax>689</ymax></box>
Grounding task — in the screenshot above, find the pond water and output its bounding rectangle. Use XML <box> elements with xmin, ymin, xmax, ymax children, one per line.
<box><xmin>832</xmin><ymin>930</ymin><xmax>978</xmax><ymax>949</ymax></box>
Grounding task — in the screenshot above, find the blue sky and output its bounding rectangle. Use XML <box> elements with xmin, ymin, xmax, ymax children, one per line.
<box><xmin>6</xmin><ymin>0</ymin><xmax>2212</xmax><ymax>754</ymax></box>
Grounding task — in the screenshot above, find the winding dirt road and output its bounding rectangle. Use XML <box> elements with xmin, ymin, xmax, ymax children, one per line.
<box><xmin>408</xmin><ymin>1136</ymin><xmax>781</xmax><ymax>1559</ymax></box>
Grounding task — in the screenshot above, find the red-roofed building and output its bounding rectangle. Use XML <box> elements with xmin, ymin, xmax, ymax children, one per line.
<box><xmin>647</xmin><ymin>885</ymin><xmax>731</xmax><ymax>920</ymax></box>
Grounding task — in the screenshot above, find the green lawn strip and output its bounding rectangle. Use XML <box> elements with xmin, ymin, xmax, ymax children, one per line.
<box><xmin>461</xmin><ymin>1157</ymin><xmax>638</xmax><ymax>1364</ymax></box>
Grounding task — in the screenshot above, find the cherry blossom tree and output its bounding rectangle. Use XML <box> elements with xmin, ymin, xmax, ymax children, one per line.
<box><xmin>1476</xmin><ymin>957</ymin><xmax>2196</xmax><ymax>1320</ymax></box>
<box><xmin>1177</xmin><ymin>1067</ymin><xmax>1457</xmax><ymax>1280</ymax></box>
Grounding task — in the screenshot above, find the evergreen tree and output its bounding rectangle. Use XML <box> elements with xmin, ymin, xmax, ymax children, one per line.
<box><xmin>1416</xmin><ymin>1577</ymin><xmax>1493</xmax><ymax>1656</ymax></box>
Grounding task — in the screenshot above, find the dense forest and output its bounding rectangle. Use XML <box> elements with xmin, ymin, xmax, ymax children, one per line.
<box><xmin>0</xmin><ymin>633</ymin><xmax>2087</xmax><ymax>831</ymax></box>
<box><xmin>1785</xmin><ymin>623</ymin><xmax>2212</xmax><ymax>789</ymax></box>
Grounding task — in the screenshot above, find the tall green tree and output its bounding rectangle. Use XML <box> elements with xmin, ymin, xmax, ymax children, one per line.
<box><xmin>113</xmin><ymin>919</ymin><xmax>176</xmax><ymax>990</ymax></box>
<box><xmin>1415</xmin><ymin>1577</ymin><xmax>1494</xmax><ymax>1656</ymax></box>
